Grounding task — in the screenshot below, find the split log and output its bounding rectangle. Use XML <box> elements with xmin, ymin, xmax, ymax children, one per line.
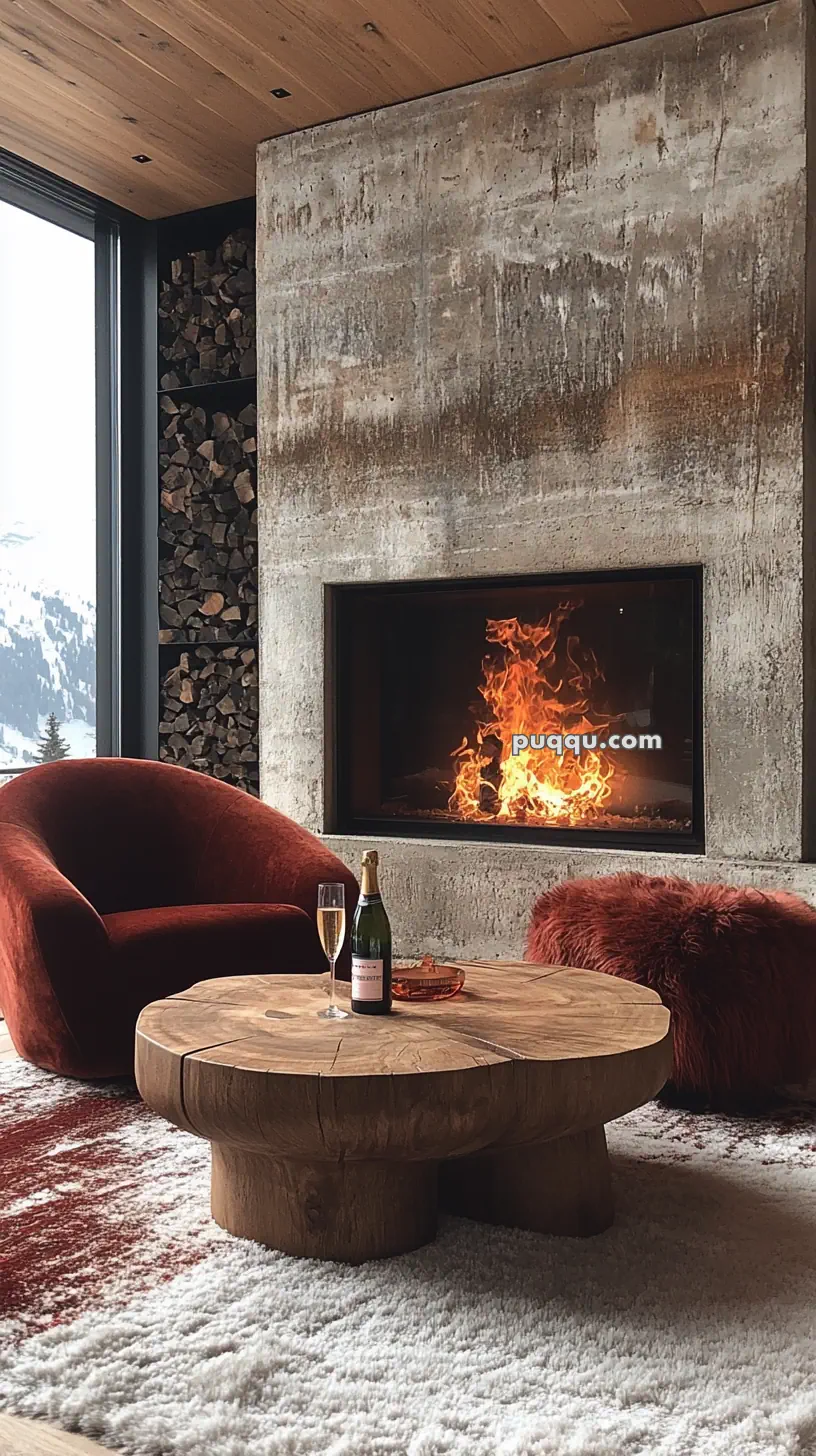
<box><xmin>159</xmin><ymin>230</ymin><xmax>256</xmax><ymax>388</ymax></box>
<box><xmin>159</xmin><ymin>646</ymin><xmax>259</xmax><ymax>796</ymax></box>
<box><xmin>158</xmin><ymin>398</ymin><xmax>257</xmax><ymax>644</ymax></box>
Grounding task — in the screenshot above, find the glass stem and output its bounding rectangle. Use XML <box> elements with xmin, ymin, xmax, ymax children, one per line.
<box><xmin>329</xmin><ymin>957</ymin><xmax>336</xmax><ymax>1012</ymax></box>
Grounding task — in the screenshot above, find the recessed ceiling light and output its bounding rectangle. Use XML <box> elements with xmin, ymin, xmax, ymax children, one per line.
<box><xmin>132</xmin><ymin>154</ymin><xmax>152</xmax><ymax>164</ymax></box>
<box><xmin>271</xmin><ymin>87</ymin><xmax>291</xmax><ymax>98</ymax></box>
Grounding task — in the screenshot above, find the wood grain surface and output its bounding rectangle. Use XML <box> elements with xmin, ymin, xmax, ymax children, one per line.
<box><xmin>440</xmin><ymin>1124</ymin><xmax>615</xmax><ymax>1236</ymax></box>
<box><xmin>136</xmin><ymin>962</ymin><xmax>671</xmax><ymax>1259</ymax></box>
<box><xmin>0</xmin><ymin>0</ymin><xmax>765</xmax><ymax>214</ymax></box>
<box><xmin>0</xmin><ymin>1414</ymin><xmax>117</xmax><ymax>1456</ymax></box>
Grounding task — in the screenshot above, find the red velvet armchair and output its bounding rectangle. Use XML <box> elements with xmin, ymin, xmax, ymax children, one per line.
<box><xmin>0</xmin><ymin>759</ymin><xmax>358</xmax><ymax>1078</ymax></box>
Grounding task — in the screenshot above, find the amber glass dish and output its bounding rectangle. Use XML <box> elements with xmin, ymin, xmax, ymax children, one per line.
<box><xmin>392</xmin><ymin>955</ymin><xmax>465</xmax><ymax>1002</ymax></box>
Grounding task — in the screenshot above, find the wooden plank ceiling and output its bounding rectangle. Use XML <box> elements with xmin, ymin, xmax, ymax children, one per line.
<box><xmin>0</xmin><ymin>0</ymin><xmax>766</xmax><ymax>218</ymax></box>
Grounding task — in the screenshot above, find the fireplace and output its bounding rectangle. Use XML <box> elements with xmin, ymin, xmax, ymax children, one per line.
<box><xmin>259</xmin><ymin>2</ymin><xmax>813</xmax><ymax>963</ymax></box>
<box><xmin>331</xmin><ymin>568</ymin><xmax>703</xmax><ymax>851</ymax></box>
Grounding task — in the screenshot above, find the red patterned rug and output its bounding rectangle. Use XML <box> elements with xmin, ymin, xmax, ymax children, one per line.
<box><xmin>1</xmin><ymin>1058</ymin><xmax>816</xmax><ymax>1455</ymax></box>
<box><xmin>0</xmin><ymin>1060</ymin><xmax>219</xmax><ymax>1342</ymax></box>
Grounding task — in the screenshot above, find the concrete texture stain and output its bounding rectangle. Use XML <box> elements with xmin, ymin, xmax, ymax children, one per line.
<box><xmin>256</xmin><ymin>0</ymin><xmax>812</xmax><ymax>926</ymax></box>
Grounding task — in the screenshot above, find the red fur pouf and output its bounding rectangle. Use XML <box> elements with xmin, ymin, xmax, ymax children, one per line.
<box><xmin>525</xmin><ymin>873</ymin><xmax>816</xmax><ymax>1110</ymax></box>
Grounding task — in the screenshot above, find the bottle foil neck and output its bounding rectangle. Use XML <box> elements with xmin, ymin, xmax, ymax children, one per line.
<box><xmin>360</xmin><ymin>865</ymin><xmax>380</xmax><ymax>897</ymax></box>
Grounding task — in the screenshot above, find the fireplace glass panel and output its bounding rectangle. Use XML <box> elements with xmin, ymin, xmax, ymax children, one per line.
<box><xmin>333</xmin><ymin>568</ymin><xmax>702</xmax><ymax>850</ymax></box>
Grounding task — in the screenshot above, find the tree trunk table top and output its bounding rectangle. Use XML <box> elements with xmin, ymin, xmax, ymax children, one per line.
<box><xmin>135</xmin><ymin>961</ymin><xmax>671</xmax><ymax>1261</ymax></box>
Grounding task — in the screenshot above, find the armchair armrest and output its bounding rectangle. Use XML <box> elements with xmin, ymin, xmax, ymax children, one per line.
<box><xmin>0</xmin><ymin>823</ymin><xmax>111</xmax><ymax>1075</ymax></box>
<box><xmin>186</xmin><ymin>795</ymin><xmax>359</xmax><ymax>973</ymax></box>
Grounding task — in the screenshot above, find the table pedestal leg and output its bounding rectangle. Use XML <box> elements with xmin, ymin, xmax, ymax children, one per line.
<box><xmin>440</xmin><ymin>1125</ymin><xmax>614</xmax><ymax>1237</ymax></box>
<box><xmin>211</xmin><ymin>1143</ymin><xmax>439</xmax><ymax>1262</ymax></box>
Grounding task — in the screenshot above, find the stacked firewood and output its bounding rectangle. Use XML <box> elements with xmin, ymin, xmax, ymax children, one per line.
<box><xmin>159</xmin><ymin>397</ymin><xmax>257</xmax><ymax>644</ymax></box>
<box><xmin>159</xmin><ymin>646</ymin><xmax>259</xmax><ymax>795</ymax></box>
<box><xmin>159</xmin><ymin>230</ymin><xmax>256</xmax><ymax>388</ymax></box>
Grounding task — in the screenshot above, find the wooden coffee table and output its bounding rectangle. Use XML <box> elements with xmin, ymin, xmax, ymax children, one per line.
<box><xmin>135</xmin><ymin>961</ymin><xmax>671</xmax><ymax>1263</ymax></box>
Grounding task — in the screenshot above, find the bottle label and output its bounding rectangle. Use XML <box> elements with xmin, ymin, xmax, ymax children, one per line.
<box><xmin>352</xmin><ymin>957</ymin><xmax>384</xmax><ymax>1001</ymax></box>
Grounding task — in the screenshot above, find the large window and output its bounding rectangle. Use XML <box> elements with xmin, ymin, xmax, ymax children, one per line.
<box><xmin>0</xmin><ymin>199</ymin><xmax>99</xmax><ymax>774</ymax></box>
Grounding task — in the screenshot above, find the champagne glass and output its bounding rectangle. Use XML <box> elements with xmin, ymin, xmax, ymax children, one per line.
<box><xmin>316</xmin><ymin>882</ymin><xmax>349</xmax><ymax>1020</ymax></box>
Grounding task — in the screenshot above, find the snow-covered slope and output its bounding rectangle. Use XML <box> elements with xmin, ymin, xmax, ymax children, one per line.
<box><xmin>0</xmin><ymin>532</ymin><xmax>95</xmax><ymax>769</ymax></box>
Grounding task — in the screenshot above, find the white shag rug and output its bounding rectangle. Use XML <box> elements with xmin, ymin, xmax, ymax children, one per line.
<box><xmin>1</xmin><ymin>1059</ymin><xmax>815</xmax><ymax>1456</ymax></box>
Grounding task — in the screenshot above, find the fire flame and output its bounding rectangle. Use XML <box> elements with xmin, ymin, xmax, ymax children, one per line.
<box><xmin>448</xmin><ymin>606</ymin><xmax>620</xmax><ymax>825</ymax></box>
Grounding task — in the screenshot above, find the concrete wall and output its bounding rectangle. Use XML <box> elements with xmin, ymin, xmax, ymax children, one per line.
<box><xmin>321</xmin><ymin>836</ymin><xmax>816</xmax><ymax>961</ymax></box>
<box><xmin>257</xmin><ymin>0</ymin><xmax>814</xmax><ymax>955</ymax></box>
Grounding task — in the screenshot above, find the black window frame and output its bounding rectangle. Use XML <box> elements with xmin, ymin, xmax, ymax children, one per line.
<box><xmin>0</xmin><ymin>148</ymin><xmax>156</xmax><ymax>766</ymax></box>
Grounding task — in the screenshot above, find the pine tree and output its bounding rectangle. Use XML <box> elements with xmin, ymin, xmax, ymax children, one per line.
<box><xmin>35</xmin><ymin>713</ymin><xmax>70</xmax><ymax>764</ymax></box>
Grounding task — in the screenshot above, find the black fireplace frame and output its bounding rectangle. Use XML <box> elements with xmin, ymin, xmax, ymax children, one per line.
<box><xmin>327</xmin><ymin>565</ymin><xmax>705</xmax><ymax>853</ymax></box>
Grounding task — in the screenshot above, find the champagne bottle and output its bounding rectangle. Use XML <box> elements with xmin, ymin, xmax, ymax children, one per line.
<box><xmin>351</xmin><ymin>850</ymin><xmax>392</xmax><ymax>1015</ymax></box>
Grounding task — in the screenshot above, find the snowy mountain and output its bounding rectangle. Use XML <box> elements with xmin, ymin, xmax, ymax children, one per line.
<box><xmin>0</xmin><ymin>531</ymin><xmax>95</xmax><ymax>770</ymax></box>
